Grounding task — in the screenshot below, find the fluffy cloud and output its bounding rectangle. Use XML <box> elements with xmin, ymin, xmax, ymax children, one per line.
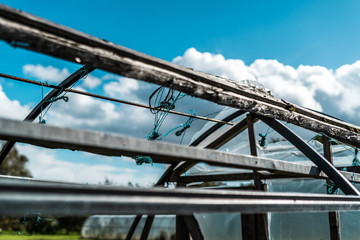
<box><xmin>23</xmin><ymin>64</ymin><xmax>102</xmax><ymax>89</ymax></box>
<box><xmin>23</xmin><ymin>64</ymin><xmax>70</xmax><ymax>83</ymax></box>
<box><xmin>17</xmin><ymin>144</ymin><xmax>163</xmax><ymax>186</ymax></box>
<box><xmin>173</xmin><ymin>48</ymin><xmax>358</xmax><ymax>117</ymax></box>
<box><xmin>81</xmin><ymin>75</ymin><xmax>102</xmax><ymax>89</ymax></box>
<box><xmin>334</xmin><ymin>61</ymin><xmax>360</xmax><ymax>116</ymax></box>
<box><xmin>103</xmin><ymin>75</ymin><xmax>141</xmax><ymax>101</ymax></box>
<box><xmin>18</xmin><ymin>64</ymin><xmax>153</xmax><ymax>135</ymax></box>
<box><xmin>45</xmin><ymin>86</ymin><xmax>152</xmax><ymax>136</ymax></box>
<box><xmin>0</xmin><ymin>84</ymin><xmax>30</xmax><ymax>120</ymax></box>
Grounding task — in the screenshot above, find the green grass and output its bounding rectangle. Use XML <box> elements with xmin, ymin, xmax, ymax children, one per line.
<box><xmin>0</xmin><ymin>231</ymin><xmax>82</xmax><ymax>240</ymax></box>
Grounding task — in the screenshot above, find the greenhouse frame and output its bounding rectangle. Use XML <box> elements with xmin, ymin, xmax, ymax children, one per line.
<box><xmin>1</xmin><ymin>3</ymin><xmax>360</xmax><ymax>239</ymax></box>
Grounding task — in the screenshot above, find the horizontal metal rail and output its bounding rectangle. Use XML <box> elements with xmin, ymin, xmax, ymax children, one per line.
<box><xmin>0</xmin><ymin>117</ymin><xmax>359</xmax><ymax>183</ymax></box>
<box><xmin>0</xmin><ymin>66</ymin><xmax>95</xmax><ymax>164</ymax></box>
<box><xmin>1</xmin><ymin>179</ymin><xmax>360</xmax><ymax>216</ymax></box>
<box><xmin>171</xmin><ymin>172</ymin><xmax>310</xmax><ymax>183</ymax></box>
<box><xmin>0</xmin><ymin>4</ymin><xmax>360</xmax><ymax>147</ymax></box>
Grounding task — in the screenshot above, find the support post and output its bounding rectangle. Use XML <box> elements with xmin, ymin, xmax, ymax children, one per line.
<box><xmin>176</xmin><ymin>182</ymin><xmax>190</xmax><ymax>240</ymax></box>
<box><xmin>241</xmin><ymin>114</ymin><xmax>269</xmax><ymax>240</ymax></box>
<box><xmin>140</xmin><ymin>215</ymin><xmax>154</xmax><ymax>240</ymax></box>
<box><xmin>176</xmin><ymin>216</ymin><xmax>190</xmax><ymax>240</ymax></box>
<box><xmin>183</xmin><ymin>215</ymin><xmax>204</xmax><ymax>240</ymax></box>
<box><xmin>323</xmin><ymin>136</ymin><xmax>341</xmax><ymax>240</ymax></box>
<box><xmin>125</xmin><ymin>215</ymin><xmax>142</xmax><ymax>240</ymax></box>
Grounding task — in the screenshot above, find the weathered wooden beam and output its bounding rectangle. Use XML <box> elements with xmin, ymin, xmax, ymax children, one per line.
<box><xmin>1</xmin><ymin>4</ymin><xmax>360</xmax><ymax>147</ymax></box>
<box><xmin>0</xmin><ymin>117</ymin><xmax>360</xmax><ymax>184</ymax></box>
<box><xmin>260</xmin><ymin>116</ymin><xmax>360</xmax><ymax>195</ymax></box>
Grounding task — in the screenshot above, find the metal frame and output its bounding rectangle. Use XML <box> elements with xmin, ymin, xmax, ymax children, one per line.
<box><xmin>3</xmin><ymin>117</ymin><xmax>360</xmax><ymax>183</ymax></box>
<box><xmin>259</xmin><ymin>116</ymin><xmax>360</xmax><ymax>195</ymax></box>
<box><xmin>2</xmin><ymin>4</ymin><xmax>360</xmax><ymax>239</ymax></box>
<box><xmin>1</xmin><ymin>179</ymin><xmax>360</xmax><ymax>216</ymax></box>
<box><xmin>1</xmin><ymin>3</ymin><xmax>360</xmax><ymax>147</ymax></box>
<box><xmin>0</xmin><ymin>65</ymin><xmax>94</xmax><ymax>164</ymax></box>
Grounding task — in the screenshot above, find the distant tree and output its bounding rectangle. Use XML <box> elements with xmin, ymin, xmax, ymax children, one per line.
<box><xmin>0</xmin><ymin>145</ymin><xmax>32</xmax><ymax>232</ymax></box>
<box><xmin>269</xmin><ymin>137</ymin><xmax>286</xmax><ymax>144</ymax></box>
<box><xmin>104</xmin><ymin>177</ymin><xmax>115</xmax><ymax>185</ymax></box>
<box><xmin>188</xmin><ymin>181</ymin><xmax>226</xmax><ymax>188</ymax></box>
<box><xmin>56</xmin><ymin>216</ymin><xmax>87</xmax><ymax>235</ymax></box>
<box><xmin>0</xmin><ymin>145</ymin><xmax>32</xmax><ymax>177</ymax></box>
<box><xmin>128</xmin><ymin>181</ymin><xmax>140</xmax><ymax>187</ymax></box>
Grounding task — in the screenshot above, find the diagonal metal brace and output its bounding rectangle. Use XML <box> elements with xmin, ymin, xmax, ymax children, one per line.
<box><xmin>259</xmin><ymin>116</ymin><xmax>360</xmax><ymax>196</ymax></box>
<box><xmin>0</xmin><ymin>65</ymin><xmax>95</xmax><ymax>165</ymax></box>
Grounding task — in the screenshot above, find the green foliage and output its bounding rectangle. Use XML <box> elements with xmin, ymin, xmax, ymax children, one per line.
<box><xmin>56</xmin><ymin>217</ymin><xmax>87</xmax><ymax>235</ymax></box>
<box><xmin>0</xmin><ymin>231</ymin><xmax>82</xmax><ymax>239</ymax></box>
<box><xmin>0</xmin><ymin>145</ymin><xmax>33</xmax><ymax>234</ymax></box>
<box><xmin>0</xmin><ymin>145</ymin><xmax>32</xmax><ymax>177</ymax></box>
<box><xmin>188</xmin><ymin>181</ymin><xmax>226</xmax><ymax>188</ymax></box>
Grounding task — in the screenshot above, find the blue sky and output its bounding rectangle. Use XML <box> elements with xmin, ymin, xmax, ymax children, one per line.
<box><xmin>1</xmin><ymin>0</ymin><xmax>360</xmax><ymax>185</ymax></box>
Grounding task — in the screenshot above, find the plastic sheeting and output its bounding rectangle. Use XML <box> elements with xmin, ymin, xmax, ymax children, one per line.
<box><xmin>81</xmin><ymin>215</ymin><xmax>175</xmax><ymax>240</ymax></box>
<box><xmin>81</xmin><ymin>108</ymin><xmax>360</xmax><ymax>240</ymax></box>
<box><xmin>187</xmin><ymin>108</ymin><xmax>360</xmax><ymax>240</ymax></box>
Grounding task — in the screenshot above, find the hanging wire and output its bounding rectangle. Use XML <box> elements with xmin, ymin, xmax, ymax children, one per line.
<box><xmin>324</xmin><ymin>183</ymin><xmax>339</xmax><ymax>194</ymax></box>
<box><xmin>134</xmin><ymin>87</ymin><xmax>185</xmax><ymax>165</ymax></box>
<box><xmin>147</xmin><ymin>88</ymin><xmax>183</xmax><ymax>140</ymax></box>
<box><xmin>258</xmin><ymin>127</ymin><xmax>271</xmax><ymax>147</ymax></box>
<box><xmin>163</xmin><ymin>110</ymin><xmax>197</xmax><ymax>138</ymax></box>
<box><xmin>133</xmin><ymin>156</ymin><xmax>153</xmax><ymax>165</ymax></box>
<box><xmin>353</xmin><ymin>148</ymin><xmax>360</xmax><ymax>166</ymax></box>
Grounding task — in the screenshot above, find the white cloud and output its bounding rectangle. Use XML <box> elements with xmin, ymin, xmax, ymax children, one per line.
<box><xmin>23</xmin><ymin>64</ymin><xmax>102</xmax><ymax>89</ymax></box>
<box><xmin>17</xmin><ymin>144</ymin><xmax>163</xmax><ymax>186</ymax></box>
<box><xmin>23</xmin><ymin>64</ymin><xmax>70</xmax><ymax>83</ymax></box>
<box><xmin>334</xmin><ymin>61</ymin><xmax>360</xmax><ymax>116</ymax></box>
<box><xmin>173</xmin><ymin>47</ymin><xmax>257</xmax><ymax>81</ymax></box>
<box><xmin>103</xmin><ymin>75</ymin><xmax>141</xmax><ymax>101</ymax></box>
<box><xmin>81</xmin><ymin>75</ymin><xmax>102</xmax><ymax>89</ymax></box>
<box><xmin>18</xmin><ymin>64</ymin><xmax>152</xmax><ymax>135</ymax></box>
<box><xmin>46</xmin><ymin>86</ymin><xmax>151</xmax><ymax>135</ymax></box>
<box><xmin>172</xmin><ymin>48</ymin><xmax>360</xmax><ymax>116</ymax></box>
<box><xmin>0</xmin><ymin>84</ymin><xmax>30</xmax><ymax>120</ymax></box>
